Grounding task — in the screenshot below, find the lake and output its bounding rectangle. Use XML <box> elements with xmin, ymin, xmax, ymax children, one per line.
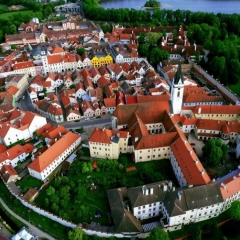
<box><xmin>100</xmin><ymin>0</ymin><xmax>240</xmax><ymax>14</ymax></box>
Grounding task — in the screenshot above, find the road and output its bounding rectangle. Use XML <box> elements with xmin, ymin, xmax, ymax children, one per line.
<box><xmin>0</xmin><ymin>198</ymin><xmax>55</xmax><ymax>240</ymax></box>
<box><xmin>62</xmin><ymin>116</ymin><xmax>112</xmax><ymax>129</ymax></box>
<box><xmin>17</xmin><ymin>89</ymin><xmax>35</xmax><ymax>112</ymax></box>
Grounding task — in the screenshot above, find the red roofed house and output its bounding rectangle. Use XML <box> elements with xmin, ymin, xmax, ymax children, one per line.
<box><xmin>104</xmin><ymin>98</ymin><xmax>116</xmax><ymax>114</ymax></box>
<box><xmin>80</xmin><ymin>100</ymin><xmax>95</xmax><ymax>117</ymax></box>
<box><xmin>0</xmin><ymin>143</ymin><xmax>35</xmax><ymax>169</ymax></box>
<box><xmin>88</xmin><ymin>128</ymin><xmax>131</xmax><ymax>159</ymax></box>
<box><xmin>28</xmin><ymin>131</ymin><xmax>81</xmax><ymax>181</ymax></box>
<box><xmin>0</xmin><ymin>164</ymin><xmax>18</xmax><ymax>183</ymax></box>
<box><xmin>13</xmin><ymin>61</ymin><xmax>38</xmax><ymax>77</ymax></box>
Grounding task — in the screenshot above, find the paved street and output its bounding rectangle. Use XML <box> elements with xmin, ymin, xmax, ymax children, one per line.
<box><xmin>0</xmin><ymin>198</ymin><xmax>56</xmax><ymax>240</ymax></box>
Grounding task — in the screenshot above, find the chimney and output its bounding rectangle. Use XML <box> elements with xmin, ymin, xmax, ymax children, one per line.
<box><xmin>172</xmin><ymin>186</ymin><xmax>175</xmax><ymax>191</ymax></box>
<box><xmin>142</xmin><ymin>185</ymin><xmax>146</xmax><ymax>194</ymax></box>
<box><xmin>150</xmin><ymin>188</ymin><xmax>153</xmax><ymax>195</ymax></box>
<box><xmin>135</xmin><ymin>137</ymin><xmax>139</xmax><ymax>142</ymax></box>
<box><xmin>212</xmin><ymin>178</ymin><xmax>215</xmax><ymax>182</ymax></box>
<box><xmin>221</xmin><ymin>182</ymin><xmax>226</xmax><ymax>189</ymax></box>
<box><xmin>233</xmin><ymin>176</ymin><xmax>237</xmax><ymax>180</ymax></box>
<box><xmin>198</xmin><ymin>107</ymin><xmax>201</xmax><ymax>114</ymax></box>
<box><xmin>194</xmin><ymin>43</ymin><xmax>196</xmax><ymax>51</ymax></box>
<box><xmin>201</xmin><ymin>169</ymin><xmax>204</xmax><ymax>175</ymax></box>
<box><xmin>163</xmin><ymin>184</ymin><xmax>167</xmax><ymax>191</ymax></box>
<box><xmin>178</xmin><ymin>191</ymin><xmax>182</xmax><ymax>200</ymax></box>
<box><xmin>168</xmin><ymin>181</ymin><xmax>172</xmax><ymax>189</ymax></box>
<box><xmin>145</xmin><ymin>188</ymin><xmax>149</xmax><ymax>195</ymax></box>
<box><xmin>174</xmin><ymin>44</ymin><xmax>177</xmax><ymax>49</ymax></box>
<box><xmin>6</xmin><ymin>151</ymin><xmax>9</xmax><ymax>156</ymax></box>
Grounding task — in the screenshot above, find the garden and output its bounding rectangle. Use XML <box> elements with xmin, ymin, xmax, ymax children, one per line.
<box><xmin>33</xmin><ymin>151</ymin><xmax>177</xmax><ymax>226</ymax></box>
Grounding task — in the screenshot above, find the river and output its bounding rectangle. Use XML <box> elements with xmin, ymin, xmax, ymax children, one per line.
<box><xmin>100</xmin><ymin>0</ymin><xmax>240</xmax><ymax>14</ymax></box>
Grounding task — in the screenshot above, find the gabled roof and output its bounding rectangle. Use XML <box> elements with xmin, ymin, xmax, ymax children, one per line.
<box><xmin>88</xmin><ymin>128</ymin><xmax>128</xmax><ymax>144</ymax></box>
<box><xmin>107</xmin><ymin>187</ymin><xmax>143</xmax><ymax>233</ymax></box>
<box><xmin>13</xmin><ymin>61</ymin><xmax>35</xmax><ymax>70</ymax></box>
<box><xmin>170</xmin><ymin>137</ymin><xmax>211</xmax><ymax>185</ymax></box>
<box><xmin>104</xmin><ymin>98</ymin><xmax>116</xmax><ymax>108</ymax></box>
<box><xmin>28</xmin><ymin>132</ymin><xmax>80</xmax><ymax>173</ymax></box>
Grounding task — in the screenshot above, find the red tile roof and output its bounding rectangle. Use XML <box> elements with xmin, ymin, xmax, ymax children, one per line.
<box><xmin>171</xmin><ymin>137</ymin><xmax>211</xmax><ymax>185</ymax></box>
<box><xmin>28</xmin><ymin>132</ymin><xmax>80</xmax><ymax>172</ymax></box>
<box><xmin>220</xmin><ymin>174</ymin><xmax>240</xmax><ymax>200</ymax></box>
<box><xmin>13</xmin><ymin>61</ymin><xmax>34</xmax><ymax>70</ymax></box>
<box><xmin>89</xmin><ymin>127</ymin><xmax>128</xmax><ymax>144</ymax></box>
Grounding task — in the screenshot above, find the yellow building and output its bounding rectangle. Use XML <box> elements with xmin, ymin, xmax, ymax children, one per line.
<box><xmin>88</xmin><ymin>128</ymin><xmax>132</xmax><ymax>159</ymax></box>
<box><xmin>91</xmin><ymin>55</ymin><xmax>113</xmax><ymax>67</ymax></box>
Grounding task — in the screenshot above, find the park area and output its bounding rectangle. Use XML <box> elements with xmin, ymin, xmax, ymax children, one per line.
<box><xmin>28</xmin><ymin>150</ymin><xmax>177</xmax><ymax>226</ymax></box>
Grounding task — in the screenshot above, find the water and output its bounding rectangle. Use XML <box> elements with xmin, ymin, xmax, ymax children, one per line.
<box><xmin>100</xmin><ymin>0</ymin><xmax>240</xmax><ymax>14</ymax></box>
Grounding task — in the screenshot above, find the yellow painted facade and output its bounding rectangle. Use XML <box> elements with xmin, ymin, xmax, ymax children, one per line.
<box><xmin>91</xmin><ymin>55</ymin><xmax>113</xmax><ymax>67</ymax></box>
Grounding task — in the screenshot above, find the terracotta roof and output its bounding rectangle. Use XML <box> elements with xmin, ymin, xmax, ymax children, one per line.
<box><xmin>171</xmin><ymin>138</ymin><xmax>211</xmax><ymax>185</ymax></box>
<box><xmin>7</xmin><ymin>86</ymin><xmax>19</xmax><ymax>95</ymax></box>
<box><xmin>52</xmin><ymin>44</ymin><xmax>65</xmax><ymax>54</ymax></box>
<box><xmin>28</xmin><ymin>132</ymin><xmax>80</xmax><ymax>172</ymax></box>
<box><xmin>114</xmin><ymin>101</ymin><xmax>170</xmax><ymax>126</ymax></box>
<box><xmin>20</xmin><ymin>112</ymin><xmax>39</xmax><ymax>127</ymax></box>
<box><xmin>193</xmin><ymin>105</ymin><xmax>240</xmax><ymax>115</ymax></box>
<box><xmin>47</xmin><ymin>54</ymin><xmax>63</xmax><ymax>64</ymax></box>
<box><xmin>104</xmin><ymin>98</ymin><xmax>116</xmax><ymax>108</ymax></box>
<box><xmin>184</xmin><ymin>92</ymin><xmax>223</xmax><ymax>103</ymax></box>
<box><xmin>13</xmin><ymin>61</ymin><xmax>34</xmax><ymax>70</ymax></box>
<box><xmin>45</xmin><ymin>125</ymin><xmax>68</xmax><ymax>140</ymax></box>
<box><xmin>89</xmin><ymin>128</ymin><xmax>128</xmax><ymax>144</ymax></box>
<box><xmin>35</xmin><ymin>123</ymin><xmax>52</xmax><ymax>136</ymax></box>
<box><xmin>220</xmin><ymin>173</ymin><xmax>240</xmax><ymax>200</ymax></box>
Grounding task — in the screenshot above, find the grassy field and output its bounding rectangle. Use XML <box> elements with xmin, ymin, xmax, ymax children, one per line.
<box><xmin>0</xmin><ymin>10</ymin><xmax>33</xmax><ymax>20</ymax></box>
<box><xmin>34</xmin><ymin>153</ymin><xmax>177</xmax><ymax>226</ymax></box>
<box><xmin>227</xmin><ymin>81</ymin><xmax>240</xmax><ymax>97</ymax></box>
<box><xmin>15</xmin><ymin>175</ymin><xmax>42</xmax><ymax>194</ymax></box>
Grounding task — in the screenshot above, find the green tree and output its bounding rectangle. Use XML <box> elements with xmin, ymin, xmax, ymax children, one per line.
<box><xmin>138</xmin><ymin>44</ymin><xmax>148</xmax><ymax>57</ymax></box>
<box><xmin>145</xmin><ymin>32</ymin><xmax>162</xmax><ymax>47</ymax></box>
<box><xmin>202</xmin><ymin>138</ymin><xmax>228</xmax><ymax>167</ymax></box>
<box><xmin>148</xmin><ymin>48</ymin><xmax>169</xmax><ymax>66</ymax></box>
<box><xmin>46</xmin><ymin>186</ymin><xmax>55</xmax><ymax>196</ymax></box>
<box><xmin>59</xmin><ymin>185</ymin><xmax>70</xmax><ymax>198</ymax></box>
<box><xmin>229</xmin><ymin>200</ymin><xmax>240</xmax><ymax>220</ymax></box>
<box><xmin>44</xmin><ymin>198</ymin><xmax>49</xmax><ymax>207</ymax></box>
<box><xmin>147</xmin><ymin>228</ymin><xmax>170</xmax><ymax>240</ymax></box>
<box><xmin>68</xmin><ymin>227</ymin><xmax>85</xmax><ymax>240</ymax></box>
<box><xmin>51</xmin><ymin>202</ymin><xmax>59</xmax><ymax>213</ymax></box>
<box><xmin>77</xmin><ymin>48</ymin><xmax>85</xmax><ymax>56</ymax></box>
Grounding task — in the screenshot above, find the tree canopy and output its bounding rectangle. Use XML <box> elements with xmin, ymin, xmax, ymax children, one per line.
<box><xmin>68</xmin><ymin>227</ymin><xmax>85</xmax><ymax>240</ymax></box>
<box><xmin>147</xmin><ymin>227</ymin><xmax>170</xmax><ymax>240</ymax></box>
<box><xmin>202</xmin><ymin>138</ymin><xmax>228</xmax><ymax>167</ymax></box>
<box><xmin>229</xmin><ymin>200</ymin><xmax>240</xmax><ymax>221</ymax></box>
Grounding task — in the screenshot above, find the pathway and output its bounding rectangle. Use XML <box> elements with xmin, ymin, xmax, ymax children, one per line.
<box><xmin>0</xmin><ymin>198</ymin><xmax>56</xmax><ymax>240</ymax></box>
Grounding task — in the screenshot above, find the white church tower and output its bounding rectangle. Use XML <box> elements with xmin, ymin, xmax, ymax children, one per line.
<box><xmin>170</xmin><ymin>64</ymin><xmax>184</xmax><ymax>114</ymax></box>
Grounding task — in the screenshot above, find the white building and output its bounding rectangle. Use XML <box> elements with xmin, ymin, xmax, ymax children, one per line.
<box><xmin>28</xmin><ymin>131</ymin><xmax>81</xmax><ymax>181</ymax></box>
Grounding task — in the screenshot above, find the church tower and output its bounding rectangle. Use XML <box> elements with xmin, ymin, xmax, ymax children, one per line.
<box><xmin>170</xmin><ymin>64</ymin><xmax>184</xmax><ymax>114</ymax></box>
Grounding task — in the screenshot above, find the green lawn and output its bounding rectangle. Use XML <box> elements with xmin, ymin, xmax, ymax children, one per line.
<box><xmin>34</xmin><ymin>154</ymin><xmax>177</xmax><ymax>226</ymax></box>
<box><xmin>15</xmin><ymin>175</ymin><xmax>42</xmax><ymax>194</ymax></box>
<box><xmin>227</xmin><ymin>81</ymin><xmax>240</xmax><ymax>97</ymax></box>
<box><xmin>0</xmin><ymin>10</ymin><xmax>33</xmax><ymax>20</ymax></box>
